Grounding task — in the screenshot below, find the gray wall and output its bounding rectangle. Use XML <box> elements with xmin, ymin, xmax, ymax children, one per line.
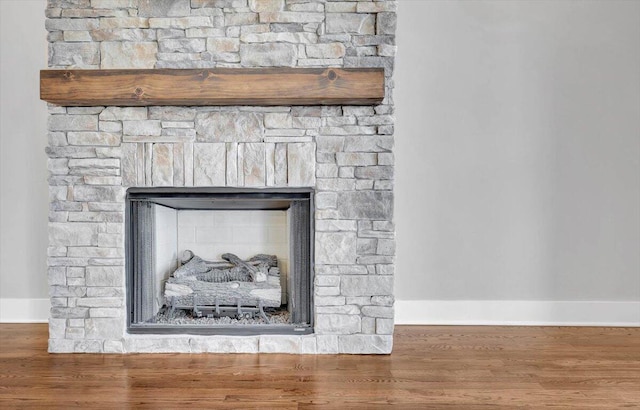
<box><xmin>395</xmin><ymin>0</ymin><xmax>640</xmax><ymax>301</ymax></box>
<box><xmin>0</xmin><ymin>0</ymin><xmax>49</xmax><ymax>299</ymax></box>
<box><xmin>0</xmin><ymin>1</ymin><xmax>638</xmax><ymax>311</ymax></box>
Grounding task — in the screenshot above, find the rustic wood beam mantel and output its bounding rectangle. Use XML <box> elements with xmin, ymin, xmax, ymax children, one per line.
<box><xmin>40</xmin><ymin>68</ymin><xmax>384</xmax><ymax>106</ymax></box>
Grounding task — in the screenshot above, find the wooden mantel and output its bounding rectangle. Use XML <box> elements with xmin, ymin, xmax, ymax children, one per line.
<box><xmin>40</xmin><ymin>68</ymin><xmax>384</xmax><ymax>106</ymax></box>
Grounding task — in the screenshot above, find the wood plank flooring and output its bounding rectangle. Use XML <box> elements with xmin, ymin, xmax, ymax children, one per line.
<box><xmin>1</xmin><ymin>324</ymin><xmax>638</xmax><ymax>408</ymax></box>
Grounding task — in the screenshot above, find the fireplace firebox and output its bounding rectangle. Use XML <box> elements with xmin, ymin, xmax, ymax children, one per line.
<box><xmin>126</xmin><ymin>187</ymin><xmax>314</xmax><ymax>335</ymax></box>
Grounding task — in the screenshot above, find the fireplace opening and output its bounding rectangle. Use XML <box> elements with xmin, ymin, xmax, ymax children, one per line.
<box><xmin>126</xmin><ymin>187</ymin><xmax>314</xmax><ymax>335</ymax></box>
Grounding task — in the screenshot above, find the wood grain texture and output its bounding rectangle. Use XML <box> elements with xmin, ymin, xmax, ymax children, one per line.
<box><xmin>40</xmin><ymin>68</ymin><xmax>385</xmax><ymax>106</ymax></box>
<box><xmin>1</xmin><ymin>325</ymin><xmax>638</xmax><ymax>408</ymax></box>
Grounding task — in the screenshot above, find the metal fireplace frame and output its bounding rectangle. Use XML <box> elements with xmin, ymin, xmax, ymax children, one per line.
<box><xmin>125</xmin><ymin>187</ymin><xmax>314</xmax><ymax>336</ymax></box>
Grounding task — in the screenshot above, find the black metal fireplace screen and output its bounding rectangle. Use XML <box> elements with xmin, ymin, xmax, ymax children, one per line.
<box><xmin>126</xmin><ymin>187</ymin><xmax>314</xmax><ymax>335</ymax></box>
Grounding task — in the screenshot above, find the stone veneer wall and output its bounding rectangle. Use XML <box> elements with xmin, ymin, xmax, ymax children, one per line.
<box><xmin>45</xmin><ymin>0</ymin><xmax>396</xmax><ymax>354</ymax></box>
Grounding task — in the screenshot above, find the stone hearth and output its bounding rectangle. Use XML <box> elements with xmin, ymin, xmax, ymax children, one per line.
<box><xmin>46</xmin><ymin>0</ymin><xmax>396</xmax><ymax>354</ymax></box>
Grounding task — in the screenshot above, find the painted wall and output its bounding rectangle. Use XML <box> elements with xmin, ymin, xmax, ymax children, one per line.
<box><xmin>395</xmin><ymin>1</ymin><xmax>640</xmax><ymax>305</ymax></box>
<box><xmin>1</xmin><ymin>0</ymin><xmax>638</xmax><ymax>323</ymax></box>
<box><xmin>0</xmin><ymin>0</ymin><xmax>49</xmax><ymax>306</ymax></box>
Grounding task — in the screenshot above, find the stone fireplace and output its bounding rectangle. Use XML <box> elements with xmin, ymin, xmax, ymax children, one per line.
<box><xmin>45</xmin><ymin>0</ymin><xmax>396</xmax><ymax>354</ymax></box>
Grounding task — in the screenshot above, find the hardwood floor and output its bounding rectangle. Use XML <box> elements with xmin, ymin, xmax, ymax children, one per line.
<box><xmin>0</xmin><ymin>325</ymin><xmax>638</xmax><ymax>408</ymax></box>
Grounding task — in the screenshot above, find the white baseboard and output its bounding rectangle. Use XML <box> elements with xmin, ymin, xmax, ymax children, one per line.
<box><xmin>0</xmin><ymin>298</ymin><xmax>49</xmax><ymax>323</ymax></box>
<box><xmin>395</xmin><ymin>300</ymin><xmax>640</xmax><ymax>326</ymax></box>
<box><xmin>2</xmin><ymin>298</ymin><xmax>639</xmax><ymax>326</ymax></box>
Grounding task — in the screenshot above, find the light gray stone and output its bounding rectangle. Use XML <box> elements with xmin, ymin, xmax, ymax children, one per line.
<box><xmin>196</xmin><ymin>111</ymin><xmax>262</xmax><ymax>142</ymax></box>
<box><xmin>287</xmin><ymin>143</ymin><xmax>315</xmax><ymax>187</ymax></box>
<box><xmin>314</xmin><ymin>191</ymin><xmax>337</xmax><ymax>209</ymax></box>
<box><xmin>274</xmin><ymin>143</ymin><xmax>287</xmax><ymax>186</ymax></box>
<box><xmin>76</xmin><ymin>297</ymin><xmax>123</xmax><ymax>308</ymax></box>
<box><xmin>225</xmin><ymin>12</ymin><xmax>259</xmax><ymax>26</ymax></box>
<box><xmin>306</xmin><ymin>43</ymin><xmax>345</xmax><ymax>59</ymax></box>
<box><xmin>361</xmin><ymin>305</ymin><xmax>394</xmax><ymax>319</ymax></box>
<box><xmin>85</xmin><ymin>317</ymin><xmax>122</xmax><ymax>339</ymax></box>
<box><xmin>341</xmin><ymin>276</ymin><xmax>393</xmax><ymax>297</ymax></box>
<box><xmin>249</xmin><ymin>0</ymin><xmax>284</xmax><ymax>12</ymax></box>
<box><xmin>338</xmin><ymin>334</ymin><xmax>392</xmax><ymax>354</ymax></box>
<box><xmin>49</xmin><ymin>223</ymin><xmax>99</xmax><ymax>246</ymax></box>
<box><xmin>90</xmin><ymin>28</ymin><xmax>157</xmax><ymax>42</ymax></box>
<box><xmin>149</xmin><ymin>16</ymin><xmax>214</xmax><ymax>29</ymax></box>
<box><xmin>48</xmin><ymin>338</ymin><xmax>76</xmax><ymax>353</ymax></box>
<box><xmin>104</xmin><ymin>340</ymin><xmax>125</xmax><ymax>353</ymax></box>
<box><xmin>240</xmin><ymin>43</ymin><xmax>297</xmax><ymax>67</ymax></box>
<box><xmin>190</xmin><ymin>336</ymin><xmax>259</xmax><ymax>353</ymax></box>
<box><xmin>151</xmin><ymin>143</ymin><xmax>173</xmax><ymax>186</ymax></box>
<box><xmin>124</xmin><ymin>337</ymin><xmax>191</xmax><ymax>353</ymax></box>
<box><xmin>264</xmin><ymin>113</ymin><xmax>292</xmax><ymax>129</ymax></box>
<box><xmin>99</xmin><ymin>107</ymin><xmax>147</xmax><ymax>121</ymax></box>
<box><xmin>315</xmin><ymin>219</ymin><xmax>357</xmax><ymax>232</ymax></box>
<box><xmin>68</xmin><ymin>158</ymin><xmax>119</xmax><ymax>169</ymax></box>
<box><xmin>242</xmin><ymin>142</ymin><xmax>266</xmax><ymax>187</ymax></box>
<box><xmin>259</xmin><ymin>11</ymin><xmax>324</xmax><ymax>23</ymax></box>
<box><xmin>159</xmin><ymin>38</ymin><xmax>206</xmax><ymax>53</ymax></box>
<box><xmin>316</xmin><ymin>335</ymin><xmax>338</xmax><ymax>354</ymax></box>
<box><xmin>193</xmin><ymin>143</ymin><xmax>226</xmax><ymax>186</ymax></box>
<box><xmin>48</xmin><ymin>115</ymin><xmax>98</xmax><ymax>131</ymax></box>
<box><xmin>377</xmin><ymin>12</ymin><xmax>397</xmax><ymax>36</ymax></box>
<box><xmin>259</xmin><ymin>335</ymin><xmax>301</xmax><ymax>353</ymax></box>
<box><xmin>100</xmin><ymin>41</ymin><xmax>157</xmax><ymax>68</ymax></box>
<box><xmin>241</xmin><ymin>32</ymin><xmax>317</xmax><ymax>43</ymax></box>
<box><xmin>336</xmin><ymin>153</ymin><xmax>377</xmax><ymax>166</ymax></box>
<box><xmin>149</xmin><ymin>107</ymin><xmax>196</xmax><ymax>121</ymax></box>
<box><xmin>99</xmin><ymin>17</ymin><xmax>149</xmax><ymax>29</ymax></box>
<box><xmin>123</xmin><ymin>120</ymin><xmax>161</xmax><ymax>136</ymax></box>
<box><xmin>67</xmin><ymin>132</ymin><xmax>120</xmax><ymax>146</ymax></box>
<box><xmin>372</xmin><ymin>295</ymin><xmax>394</xmax><ymax>307</ymax></box>
<box><xmin>354</xmin><ymin>166</ymin><xmax>393</xmax><ymax>180</ymax></box>
<box><xmin>337</xmin><ymin>191</ymin><xmax>393</xmax><ymax>220</ymax></box>
<box><xmin>46</xmin><ymin>18</ymin><xmax>99</xmax><ymax>31</ymax></box>
<box><xmin>73</xmin><ymin>185</ymin><xmax>124</xmax><ymax>202</ymax></box>
<box><xmin>138</xmin><ymin>0</ymin><xmax>190</xmax><ymax>17</ymax></box>
<box><xmin>315</xmin><ymin>232</ymin><xmax>356</xmax><ymax>265</ymax></box>
<box><xmin>326</xmin><ymin>13</ymin><xmax>375</xmax><ymax>35</ymax></box>
<box><xmin>316</xmin><ymin>314</ymin><xmax>360</xmax><ymax>334</ymax></box>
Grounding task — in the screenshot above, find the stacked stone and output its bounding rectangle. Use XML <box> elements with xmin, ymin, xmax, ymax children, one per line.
<box><xmin>46</xmin><ymin>0</ymin><xmax>396</xmax><ymax>354</ymax></box>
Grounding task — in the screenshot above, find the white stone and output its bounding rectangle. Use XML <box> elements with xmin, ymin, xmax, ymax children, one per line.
<box><xmin>315</xmin><ymin>232</ymin><xmax>356</xmax><ymax>265</ymax></box>
<box><xmin>316</xmin><ymin>335</ymin><xmax>338</xmax><ymax>354</ymax></box>
<box><xmin>259</xmin><ymin>335</ymin><xmax>301</xmax><ymax>353</ymax></box>
<box><xmin>86</xmin><ymin>266</ymin><xmax>124</xmax><ymax>286</ymax></box>
<box><xmin>306</xmin><ymin>43</ymin><xmax>346</xmax><ymax>59</ymax></box>
<box><xmin>316</xmin><ymin>314</ymin><xmax>360</xmax><ymax>334</ymax></box>
<box><xmin>48</xmin><ymin>115</ymin><xmax>98</xmax><ymax>131</ymax></box>
<box><xmin>259</xmin><ymin>11</ymin><xmax>324</xmax><ymax>23</ymax></box>
<box><xmin>124</xmin><ymin>337</ymin><xmax>191</xmax><ymax>353</ymax></box>
<box><xmin>190</xmin><ymin>336</ymin><xmax>259</xmax><ymax>353</ymax></box>
<box><xmin>123</xmin><ymin>120</ymin><xmax>161</xmax><ymax>136</ymax></box>
<box><xmin>242</xmin><ymin>142</ymin><xmax>266</xmax><ymax>187</ymax></box>
<box><xmin>152</xmin><ymin>143</ymin><xmax>174</xmax><ymax>186</ymax></box>
<box><xmin>196</xmin><ymin>111</ymin><xmax>262</xmax><ymax>142</ymax></box>
<box><xmin>193</xmin><ymin>143</ymin><xmax>226</xmax><ymax>186</ymax></box>
<box><xmin>287</xmin><ymin>143</ymin><xmax>315</xmax><ymax>187</ymax></box>
<box><xmin>100</xmin><ymin>42</ymin><xmax>157</xmax><ymax>68</ymax></box>
<box><xmin>338</xmin><ymin>335</ymin><xmax>392</xmax><ymax>354</ymax></box>
<box><xmin>341</xmin><ymin>276</ymin><xmax>393</xmax><ymax>297</ymax></box>
<box><xmin>326</xmin><ymin>13</ymin><xmax>375</xmax><ymax>35</ymax></box>
<box><xmin>85</xmin><ymin>318</ymin><xmax>122</xmax><ymax>339</ymax></box>
<box><xmin>99</xmin><ymin>107</ymin><xmax>147</xmax><ymax>121</ymax></box>
<box><xmin>49</xmin><ymin>223</ymin><xmax>99</xmax><ymax>246</ymax></box>
<box><xmin>240</xmin><ymin>43</ymin><xmax>297</xmax><ymax>67</ymax></box>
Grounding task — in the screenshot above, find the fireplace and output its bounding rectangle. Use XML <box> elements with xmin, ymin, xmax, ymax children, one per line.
<box><xmin>44</xmin><ymin>0</ymin><xmax>397</xmax><ymax>354</ymax></box>
<box><xmin>126</xmin><ymin>187</ymin><xmax>313</xmax><ymax>335</ymax></box>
